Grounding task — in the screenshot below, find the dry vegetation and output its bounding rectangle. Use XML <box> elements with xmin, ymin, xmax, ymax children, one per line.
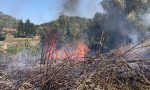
<box><xmin>0</xmin><ymin>35</ymin><xmax>40</xmax><ymax>51</ymax></box>
<box><xmin>1</xmin><ymin>0</ymin><xmax>150</xmax><ymax>90</ymax></box>
<box><xmin>0</xmin><ymin>39</ymin><xmax>150</xmax><ymax>90</ymax></box>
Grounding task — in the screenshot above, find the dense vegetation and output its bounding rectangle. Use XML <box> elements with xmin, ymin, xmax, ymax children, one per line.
<box><xmin>40</xmin><ymin>15</ymin><xmax>91</xmax><ymax>45</ymax></box>
<box><xmin>14</xmin><ymin>19</ymin><xmax>36</xmax><ymax>38</ymax></box>
<box><xmin>0</xmin><ymin>12</ymin><xmax>36</xmax><ymax>38</ymax></box>
<box><xmin>39</xmin><ymin>0</ymin><xmax>150</xmax><ymax>53</ymax></box>
<box><xmin>0</xmin><ymin>0</ymin><xmax>150</xmax><ymax>52</ymax></box>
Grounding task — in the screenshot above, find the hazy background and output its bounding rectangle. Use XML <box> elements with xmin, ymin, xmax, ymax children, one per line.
<box><xmin>0</xmin><ymin>0</ymin><xmax>104</xmax><ymax>24</ymax></box>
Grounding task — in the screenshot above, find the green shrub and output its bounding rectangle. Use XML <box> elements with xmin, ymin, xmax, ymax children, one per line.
<box><xmin>0</xmin><ymin>33</ymin><xmax>6</xmax><ymax>41</ymax></box>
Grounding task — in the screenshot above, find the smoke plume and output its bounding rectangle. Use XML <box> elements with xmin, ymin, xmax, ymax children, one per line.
<box><xmin>100</xmin><ymin>0</ymin><xmax>149</xmax><ymax>45</ymax></box>
<box><xmin>58</xmin><ymin>0</ymin><xmax>103</xmax><ymax>18</ymax></box>
<box><xmin>60</xmin><ymin>0</ymin><xmax>80</xmax><ymax>15</ymax></box>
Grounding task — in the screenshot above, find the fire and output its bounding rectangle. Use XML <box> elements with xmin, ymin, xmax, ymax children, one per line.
<box><xmin>43</xmin><ymin>30</ymin><xmax>89</xmax><ymax>61</ymax></box>
<box><xmin>70</xmin><ymin>42</ymin><xmax>89</xmax><ymax>60</ymax></box>
<box><xmin>47</xmin><ymin>41</ymin><xmax>89</xmax><ymax>60</ymax></box>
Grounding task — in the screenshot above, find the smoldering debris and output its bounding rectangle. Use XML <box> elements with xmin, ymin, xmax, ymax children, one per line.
<box><xmin>0</xmin><ymin>40</ymin><xmax>149</xmax><ymax>90</ymax></box>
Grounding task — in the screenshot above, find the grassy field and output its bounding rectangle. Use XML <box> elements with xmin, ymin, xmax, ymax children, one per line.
<box><xmin>0</xmin><ymin>35</ymin><xmax>40</xmax><ymax>54</ymax></box>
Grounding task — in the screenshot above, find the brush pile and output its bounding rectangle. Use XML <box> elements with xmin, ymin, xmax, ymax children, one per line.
<box><xmin>37</xmin><ymin>56</ymin><xmax>150</xmax><ymax>90</ymax></box>
<box><xmin>0</xmin><ymin>40</ymin><xmax>150</xmax><ymax>90</ymax></box>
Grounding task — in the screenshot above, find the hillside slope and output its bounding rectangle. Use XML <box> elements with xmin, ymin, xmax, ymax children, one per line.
<box><xmin>0</xmin><ymin>12</ymin><xmax>18</xmax><ymax>28</ymax></box>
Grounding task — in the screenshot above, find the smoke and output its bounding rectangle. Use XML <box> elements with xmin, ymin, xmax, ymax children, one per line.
<box><xmin>141</xmin><ymin>13</ymin><xmax>150</xmax><ymax>26</ymax></box>
<box><xmin>58</xmin><ymin>0</ymin><xmax>104</xmax><ymax>18</ymax></box>
<box><xmin>5</xmin><ymin>49</ymin><xmax>41</xmax><ymax>73</ymax></box>
<box><xmin>117</xmin><ymin>19</ymin><xmax>140</xmax><ymax>44</ymax></box>
<box><xmin>0</xmin><ymin>0</ymin><xmax>104</xmax><ymax>24</ymax></box>
<box><xmin>99</xmin><ymin>0</ymin><xmax>146</xmax><ymax>45</ymax></box>
<box><xmin>49</xmin><ymin>0</ymin><xmax>149</xmax><ymax>44</ymax></box>
<box><xmin>60</xmin><ymin>0</ymin><xmax>80</xmax><ymax>15</ymax></box>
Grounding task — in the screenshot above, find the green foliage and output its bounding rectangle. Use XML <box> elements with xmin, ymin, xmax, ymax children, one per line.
<box><xmin>102</xmin><ymin>0</ymin><xmax>150</xmax><ymax>30</ymax></box>
<box><xmin>39</xmin><ymin>0</ymin><xmax>150</xmax><ymax>53</ymax></box>
<box><xmin>15</xmin><ymin>19</ymin><xmax>36</xmax><ymax>38</ymax></box>
<box><xmin>40</xmin><ymin>15</ymin><xmax>91</xmax><ymax>44</ymax></box>
<box><xmin>37</xmin><ymin>28</ymin><xmax>46</xmax><ymax>47</ymax></box>
<box><xmin>0</xmin><ymin>32</ymin><xmax>6</xmax><ymax>41</ymax></box>
<box><xmin>87</xmin><ymin>13</ymin><xmax>132</xmax><ymax>52</ymax></box>
<box><xmin>16</xmin><ymin>20</ymin><xmax>24</xmax><ymax>37</ymax></box>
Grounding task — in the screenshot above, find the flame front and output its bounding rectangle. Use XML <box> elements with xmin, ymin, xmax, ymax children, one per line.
<box><xmin>47</xmin><ymin>41</ymin><xmax>89</xmax><ymax>60</ymax></box>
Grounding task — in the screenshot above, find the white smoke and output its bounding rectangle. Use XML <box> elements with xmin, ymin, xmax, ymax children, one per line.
<box><xmin>6</xmin><ymin>49</ymin><xmax>41</xmax><ymax>73</ymax></box>
<box><xmin>141</xmin><ymin>13</ymin><xmax>150</xmax><ymax>26</ymax></box>
<box><xmin>58</xmin><ymin>0</ymin><xmax>104</xmax><ymax>18</ymax></box>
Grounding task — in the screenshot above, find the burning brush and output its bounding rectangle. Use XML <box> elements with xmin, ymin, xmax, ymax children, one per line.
<box><xmin>42</xmin><ymin>29</ymin><xmax>89</xmax><ymax>62</ymax></box>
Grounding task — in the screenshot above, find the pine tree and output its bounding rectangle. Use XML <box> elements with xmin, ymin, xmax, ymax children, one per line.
<box><xmin>24</xmin><ymin>19</ymin><xmax>36</xmax><ymax>38</ymax></box>
<box><xmin>24</xmin><ymin>19</ymin><xmax>31</xmax><ymax>37</ymax></box>
<box><xmin>17</xmin><ymin>20</ymin><xmax>24</xmax><ymax>37</ymax></box>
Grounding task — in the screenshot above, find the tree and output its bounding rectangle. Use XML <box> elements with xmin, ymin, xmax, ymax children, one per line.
<box><xmin>102</xmin><ymin>0</ymin><xmax>150</xmax><ymax>30</ymax></box>
<box><xmin>86</xmin><ymin>0</ymin><xmax>150</xmax><ymax>53</ymax></box>
<box><xmin>15</xmin><ymin>19</ymin><xmax>36</xmax><ymax>38</ymax></box>
<box><xmin>22</xmin><ymin>19</ymin><xmax>36</xmax><ymax>38</ymax></box>
<box><xmin>30</xmin><ymin>23</ymin><xmax>36</xmax><ymax>36</ymax></box>
<box><xmin>16</xmin><ymin>20</ymin><xmax>24</xmax><ymax>37</ymax></box>
<box><xmin>24</xmin><ymin>19</ymin><xmax>31</xmax><ymax>37</ymax></box>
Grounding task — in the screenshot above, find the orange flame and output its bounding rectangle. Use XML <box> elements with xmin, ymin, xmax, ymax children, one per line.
<box><xmin>48</xmin><ymin>41</ymin><xmax>89</xmax><ymax>60</ymax></box>
<box><xmin>70</xmin><ymin>42</ymin><xmax>89</xmax><ymax>60</ymax></box>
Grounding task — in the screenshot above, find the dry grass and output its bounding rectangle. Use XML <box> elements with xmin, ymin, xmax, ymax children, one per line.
<box><xmin>0</xmin><ymin>39</ymin><xmax>150</xmax><ymax>90</ymax></box>
<box><xmin>37</xmin><ymin>56</ymin><xmax>150</xmax><ymax>90</ymax></box>
<box><xmin>0</xmin><ymin>35</ymin><xmax>40</xmax><ymax>50</ymax></box>
<box><xmin>1</xmin><ymin>54</ymin><xmax>149</xmax><ymax>90</ymax></box>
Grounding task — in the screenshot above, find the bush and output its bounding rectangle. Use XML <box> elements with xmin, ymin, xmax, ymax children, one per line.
<box><xmin>0</xmin><ymin>33</ymin><xmax>6</xmax><ymax>41</ymax></box>
<box><xmin>13</xmin><ymin>32</ymin><xmax>25</xmax><ymax>38</ymax></box>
